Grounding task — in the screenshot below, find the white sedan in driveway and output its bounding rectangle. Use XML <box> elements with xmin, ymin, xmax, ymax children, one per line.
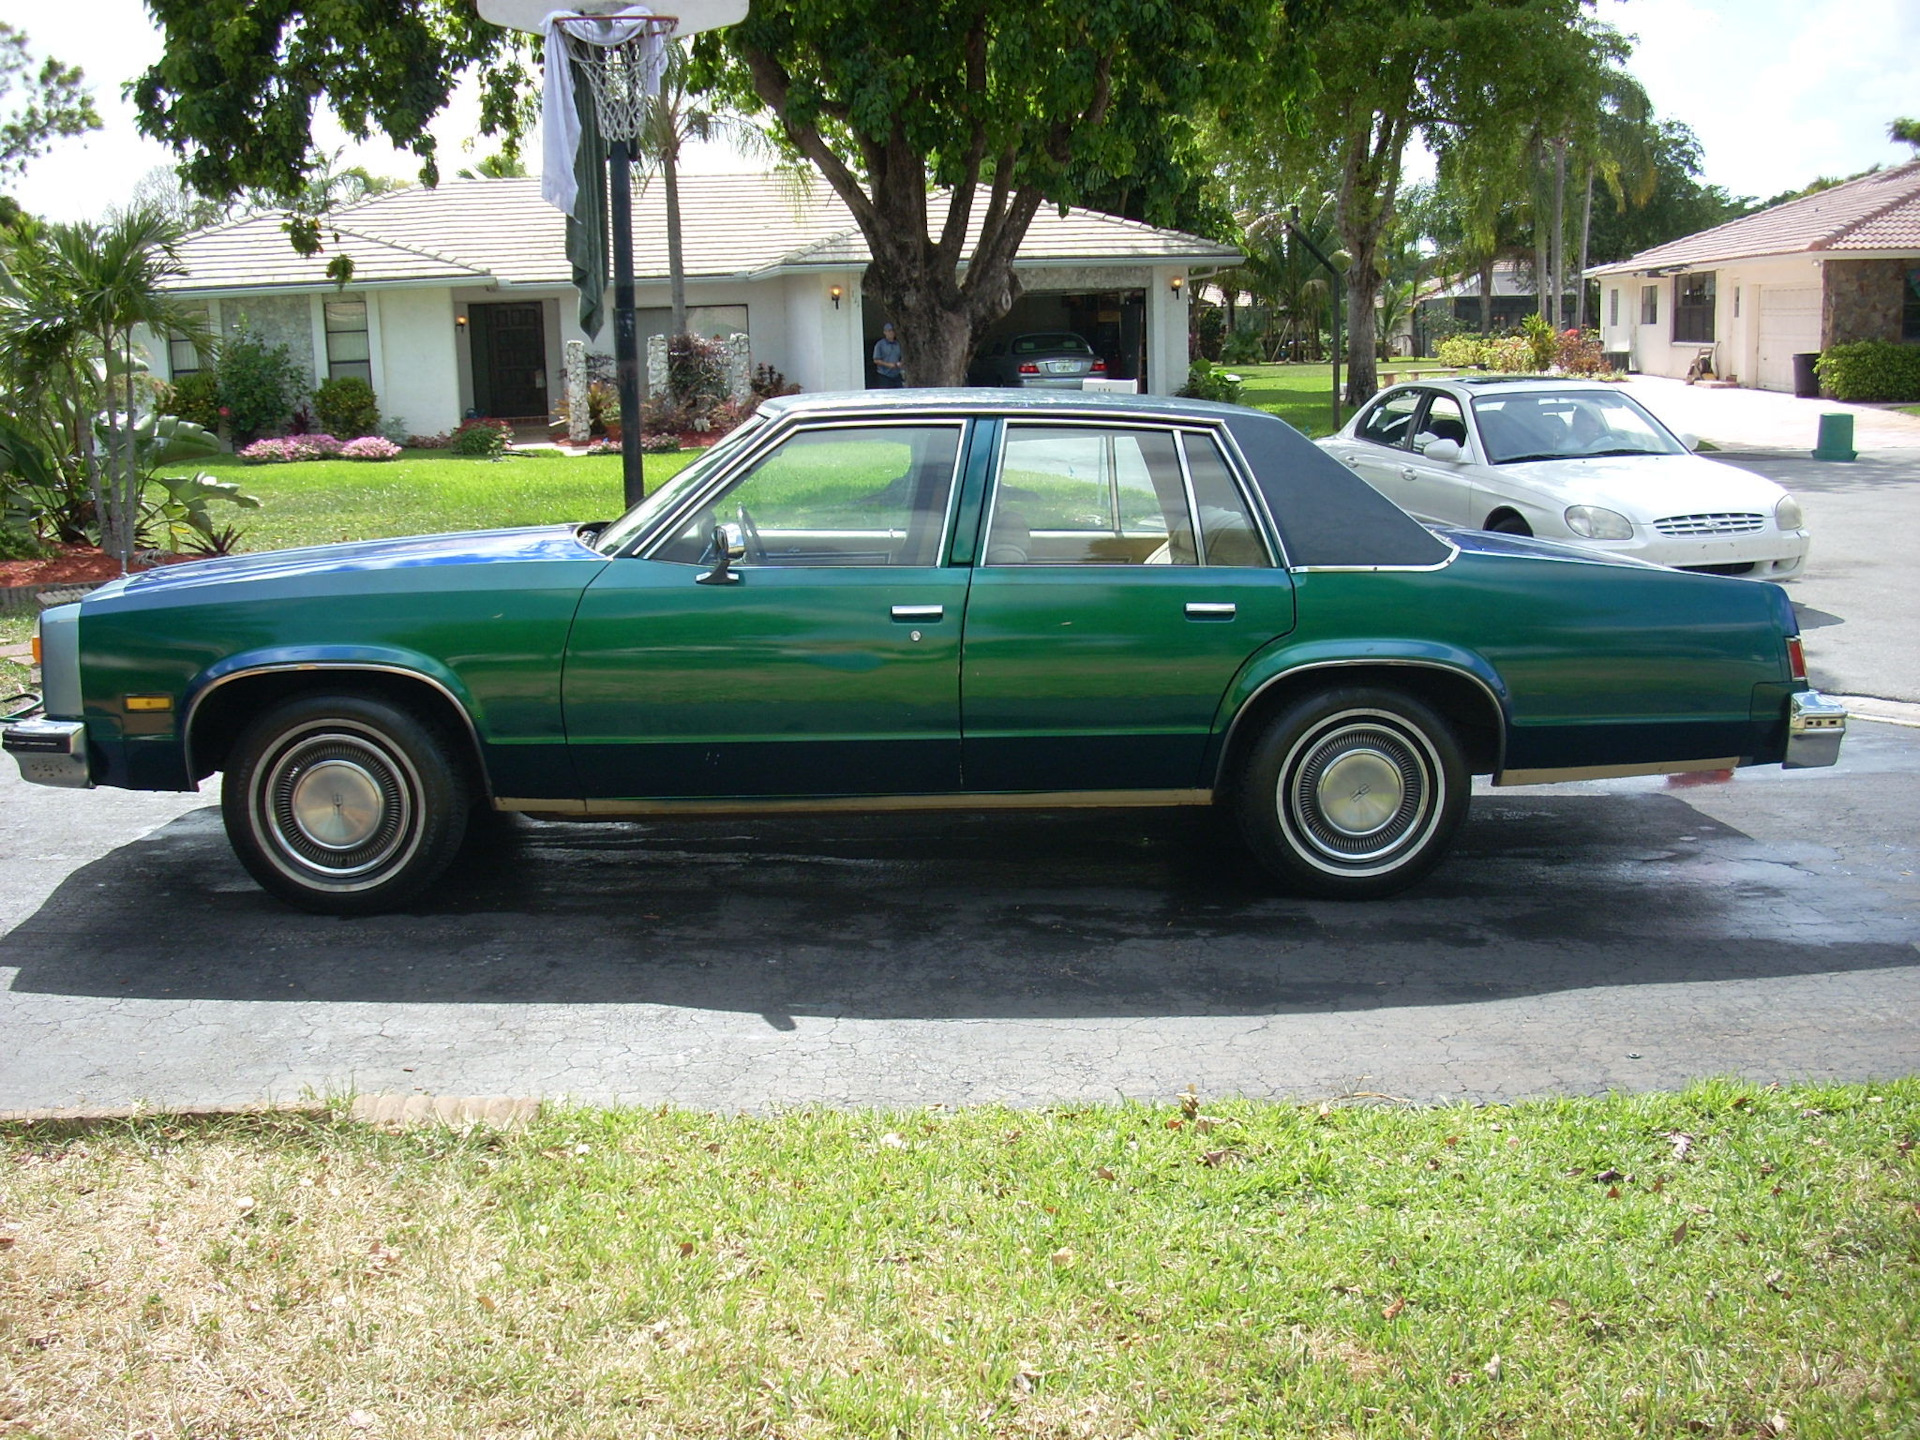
<box><xmin>1317</xmin><ymin>377</ymin><xmax>1809</xmax><ymax>579</ymax></box>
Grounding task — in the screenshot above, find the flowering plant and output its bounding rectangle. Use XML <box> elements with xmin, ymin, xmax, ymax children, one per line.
<box><xmin>340</xmin><ymin>436</ymin><xmax>402</xmax><ymax>461</ymax></box>
<box><xmin>238</xmin><ymin>434</ymin><xmax>345</xmax><ymax>464</ymax></box>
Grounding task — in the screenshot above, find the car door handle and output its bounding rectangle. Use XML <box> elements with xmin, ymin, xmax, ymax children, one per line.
<box><xmin>1185</xmin><ymin>602</ymin><xmax>1236</xmax><ymax>620</ymax></box>
<box><xmin>890</xmin><ymin>605</ymin><xmax>944</xmax><ymax>622</ymax></box>
<box><xmin>1400</xmin><ymin>466</ymin><xmax>1419</xmax><ymax>481</ymax></box>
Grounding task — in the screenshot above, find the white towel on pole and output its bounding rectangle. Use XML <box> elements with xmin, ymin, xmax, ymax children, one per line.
<box><xmin>541</xmin><ymin>5</ymin><xmax>667</xmax><ymax>214</ymax></box>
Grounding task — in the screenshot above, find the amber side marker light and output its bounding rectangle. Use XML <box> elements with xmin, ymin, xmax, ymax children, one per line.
<box><xmin>125</xmin><ymin>694</ymin><xmax>174</xmax><ymax>712</ymax></box>
<box><xmin>30</xmin><ymin>634</ymin><xmax>41</xmax><ymax>665</ymax></box>
<box><xmin>1786</xmin><ymin>636</ymin><xmax>1808</xmax><ymax>682</ymax></box>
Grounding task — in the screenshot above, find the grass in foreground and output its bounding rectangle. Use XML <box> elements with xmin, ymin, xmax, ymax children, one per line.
<box><xmin>4</xmin><ymin>1082</ymin><xmax>1916</xmax><ymax>1438</ymax></box>
<box><xmin>1897</xmin><ymin>404</ymin><xmax>1920</xmax><ymax>420</ymax></box>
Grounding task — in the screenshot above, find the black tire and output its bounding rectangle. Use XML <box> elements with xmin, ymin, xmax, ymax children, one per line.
<box><xmin>1236</xmin><ymin>687</ymin><xmax>1468</xmax><ymax>899</ymax></box>
<box><xmin>1486</xmin><ymin>512</ymin><xmax>1532</xmax><ymax>536</ymax></box>
<box><xmin>221</xmin><ymin>692</ymin><xmax>471</xmax><ymax>915</ymax></box>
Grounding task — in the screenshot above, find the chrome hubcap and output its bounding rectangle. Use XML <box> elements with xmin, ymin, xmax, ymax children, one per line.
<box><xmin>1314</xmin><ymin>748</ymin><xmax>1406</xmax><ymax>836</ymax></box>
<box><xmin>288</xmin><ymin>759</ymin><xmax>385</xmax><ymax>850</ymax></box>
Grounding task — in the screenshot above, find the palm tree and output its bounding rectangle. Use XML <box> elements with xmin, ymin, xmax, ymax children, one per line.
<box><xmin>457</xmin><ymin>152</ymin><xmax>529</xmax><ymax>180</ymax></box>
<box><xmin>0</xmin><ymin>207</ymin><xmax>211</xmax><ymax>566</ymax></box>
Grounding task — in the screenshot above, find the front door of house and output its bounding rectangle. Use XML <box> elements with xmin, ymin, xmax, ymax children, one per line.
<box><xmin>470</xmin><ymin>302</ymin><xmax>547</xmax><ymax>418</ymax></box>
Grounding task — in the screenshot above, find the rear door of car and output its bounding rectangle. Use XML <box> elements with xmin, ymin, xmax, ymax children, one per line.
<box><xmin>1333</xmin><ymin>390</ymin><xmax>1433</xmax><ymax>519</ymax></box>
<box><xmin>956</xmin><ymin>420</ymin><xmax>1296</xmax><ymax>793</ymax></box>
<box><xmin>1400</xmin><ymin>389</ymin><xmax>1477</xmax><ymax>525</ymax></box>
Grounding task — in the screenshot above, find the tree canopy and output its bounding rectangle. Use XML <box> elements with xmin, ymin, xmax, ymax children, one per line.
<box><xmin>0</xmin><ymin>23</ymin><xmax>101</xmax><ymax>179</ymax></box>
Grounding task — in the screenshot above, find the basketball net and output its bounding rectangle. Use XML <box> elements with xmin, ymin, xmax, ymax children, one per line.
<box><xmin>554</xmin><ymin>11</ymin><xmax>674</xmax><ymax>145</ymax></box>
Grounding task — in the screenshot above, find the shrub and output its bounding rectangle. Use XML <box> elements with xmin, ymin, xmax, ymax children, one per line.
<box><xmin>749</xmin><ymin>362</ymin><xmax>799</xmax><ymax>400</ymax></box>
<box><xmin>1521</xmin><ymin>313</ymin><xmax>1557</xmax><ymax>371</ymax></box>
<box><xmin>640</xmin><ymin>432</ymin><xmax>682</xmax><ymax>454</ymax></box>
<box><xmin>406</xmin><ymin>431</ymin><xmax>452</xmax><ymax>449</ymax></box>
<box><xmin>217</xmin><ymin>319</ymin><xmax>305</xmax><ymax>446</ymax></box>
<box><xmin>1815</xmin><ymin>341</ymin><xmax>1920</xmax><ymax>402</ymax></box>
<box><xmin>164</xmin><ymin>371</ymin><xmax>222</xmax><ymax>432</ymax></box>
<box><xmin>449</xmin><ymin>417</ymin><xmax>512</xmax><ymax>457</ymax></box>
<box><xmin>380</xmin><ymin>413</ymin><xmax>411</xmax><ymax>445</ymax></box>
<box><xmin>585</xmin><ymin>380</ymin><xmax>619</xmax><ymax>434</ymax></box>
<box><xmin>313</xmin><ymin>376</ymin><xmax>381</xmax><ymax>438</ymax></box>
<box><xmin>1176</xmin><ymin>359</ymin><xmax>1244</xmax><ymax>405</ymax></box>
<box><xmin>1486</xmin><ymin>335</ymin><xmax>1534</xmax><ymax>373</ymax></box>
<box><xmin>1191</xmin><ymin>305</ymin><xmax>1225</xmax><ymax>361</ymax></box>
<box><xmin>665</xmin><ymin>333</ymin><xmax>729</xmax><ymax>426</ymax></box>
<box><xmin>1436</xmin><ymin>335</ymin><xmax>1488</xmax><ymax>369</ymax></box>
<box><xmin>1220</xmin><ymin>326</ymin><xmax>1267</xmax><ymax>365</ymax></box>
<box><xmin>1554</xmin><ymin>328</ymin><xmax>1612</xmax><ymax>376</ymax></box>
<box><xmin>340</xmin><ymin>435</ymin><xmax>402</xmax><ymax>461</ymax></box>
<box><xmin>239</xmin><ymin>434</ymin><xmax>345</xmax><ymax>464</ymax></box>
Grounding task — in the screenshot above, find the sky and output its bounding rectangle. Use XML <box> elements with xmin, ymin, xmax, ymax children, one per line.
<box><xmin>0</xmin><ymin>0</ymin><xmax>1915</xmax><ymax>225</ymax></box>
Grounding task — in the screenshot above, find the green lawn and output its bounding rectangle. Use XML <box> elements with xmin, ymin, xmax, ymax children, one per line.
<box><xmin>202</xmin><ymin>448</ymin><xmax>699</xmax><ymax>555</ymax></box>
<box><xmin>1897</xmin><ymin>404</ymin><xmax>1920</xmax><ymax>420</ymax></box>
<box><xmin>1228</xmin><ymin>363</ymin><xmax>1458</xmax><ymax>439</ymax></box>
<box><xmin>4</xmin><ymin>1083</ymin><xmax>1916</xmax><ymax>1438</ymax></box>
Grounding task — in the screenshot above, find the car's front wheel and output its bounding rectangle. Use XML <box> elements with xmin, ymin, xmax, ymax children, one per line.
<box><xmin>1237</xmin><ymin>687</ymin><xmax>1468</xmax><ymax>898</ymax></box>
<box><xmin>221</xmin><ymin>692</ymin><xmax>470</xmax><ymax>915</ymax></box>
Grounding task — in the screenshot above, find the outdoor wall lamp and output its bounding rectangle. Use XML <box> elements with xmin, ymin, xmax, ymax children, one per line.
<box><xmin>830</xmin><ymin>284</ymin><xmax>842</xmax><ymax>309</ymax></box>
<box><xmin>455</xmin><ymin>314</ymin><xmax>468</xmax><ymax>329</ymax></box>
<box><xmin>1169</xmin><ymin>275</ymin><xmax>1184</xmax><ymax>299</ymax></box>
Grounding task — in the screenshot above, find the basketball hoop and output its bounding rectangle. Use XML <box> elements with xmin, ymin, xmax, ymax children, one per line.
<box><xmin>554</xmin><ymin>12</ymin><xmax>674</xmax><ymax>146</ymax></box>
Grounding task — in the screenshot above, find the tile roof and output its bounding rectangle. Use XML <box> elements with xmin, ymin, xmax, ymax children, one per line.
<box><xmin>1588</xmin><ymin>161</ymin><xmax>1920</xmax><ymax>275</ymax></box>
<box><xmin>165</xmin><ymin>173</ymin><xmax>1240</xmax><ymax>294</ymax></box>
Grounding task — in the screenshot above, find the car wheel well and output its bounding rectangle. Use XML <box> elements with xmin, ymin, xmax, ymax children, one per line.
<box><xmin>1217</xmin><ymin>664</ymin><xmax>1503</xmax><ymax>788</ymax></box>
<box><xmin>188</xmin><ymin>669</ymin><xmax>485</xmax><ymax>796</ymax></box>
<box><xmin>1484</xmin><ymin>508</ymin><xmax>1532</xmax><ymax>535</ymax></box>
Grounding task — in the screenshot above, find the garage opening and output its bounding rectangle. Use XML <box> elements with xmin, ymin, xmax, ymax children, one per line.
<box><xmin>862</xmin><ymin>289</ymin><xmax>1147</xmax><ymax>389</ymax></box>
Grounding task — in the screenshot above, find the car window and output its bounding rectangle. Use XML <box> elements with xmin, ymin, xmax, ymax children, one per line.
<box><xmin>592</xmin><ymin>413</ymin><xmax>769</xmax><ymax>555</ymax></box>
<box><xmin>1357</xmin><ymin>391</ymin><xmax>1420</xmax><ymax>449</ymax></box>
<box><xmin>1182</xmin><ymin>434</ymin><xmax>1272</xmax><ymax>567</ymax></box>
<box><xmin>651</xmin><ymin>424</ymin><xmax>961</xmax><ymax>567</ymax></box>
<box><xmin>1472</xmin><ymin>390</ymin><xmax>1683</xmax><ymax>464</ymax></box>
<box><xmin>1011</xmin><ymin>333</ymin><xmax>1092</xmax><ymax>355</ymax></box>
<box><xmin>1415</xmin><ymin>393</ymin><xmax>1469</xmax><ymax>451</ymax></box>
<box><xmin>985</xmin><ymin>425</ymin><xmax>1194</xmax><ymax>565</ymax></box>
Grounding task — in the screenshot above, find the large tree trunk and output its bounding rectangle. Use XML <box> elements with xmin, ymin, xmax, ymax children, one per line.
<box><xmin>1550</xmin><ymin>137</ymin><xmax>1568</xmax><ymax>328</ymax></box>
<box><xmin>664</xmin><ymin>142</ymin><xmax>687</xmax><ymax>342</ymax></box>
<box><xmin>1575</xmin><ymin>164</ymin><xmax>1595</xmax><ymax>330</ymax></box>
<box><xmin>1343</xmin><ymin>233</ymin><xmax>1379</xmax><ymax>406</ymax></box>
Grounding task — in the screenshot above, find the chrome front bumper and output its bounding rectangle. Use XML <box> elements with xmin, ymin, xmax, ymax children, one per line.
<box><xmin>2</xmin><ymin>716</ymin><xmax>93</xmax><ymax>788</ymax></box>
<box><xmin>1784</xmin><ymin>690</ymin><xmax>1846</xmax><ymax>769</ymax></box>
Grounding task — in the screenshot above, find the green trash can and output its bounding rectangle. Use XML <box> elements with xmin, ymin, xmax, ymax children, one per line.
<box><xmin>1812</xmin><ymin>413</ymin><xmax>1856</xmax><ymax>462</ymax></box>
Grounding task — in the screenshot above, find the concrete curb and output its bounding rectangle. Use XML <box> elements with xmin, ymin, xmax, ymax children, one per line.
<box><xmin>1834</xmin><ymin>694</ymin><xmax>1920</xmax><ymax>729</ymax></box>
<box><xmin>0</xmin><ymin>1095</ymin><xmax>543</xmax><ymax>1129</ymax></box>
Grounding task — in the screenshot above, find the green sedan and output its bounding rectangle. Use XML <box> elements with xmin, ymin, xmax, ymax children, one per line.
<box><xmin>4</xmin><ymin>391</ymin><xmax>1847</xmax><ymax>914</ymax></box>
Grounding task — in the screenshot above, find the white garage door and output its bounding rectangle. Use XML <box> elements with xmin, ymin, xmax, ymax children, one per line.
<box><xmin>1756</xmin><ymin>287</ymin><xmax>1821</xmax><ymax>391</ymax></box>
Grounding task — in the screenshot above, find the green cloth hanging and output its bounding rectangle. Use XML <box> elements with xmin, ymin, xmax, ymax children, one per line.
<box><xmin>565</xmin><ymin>67</ymin><xmax>610</xmax><ymax>340</ymax></box>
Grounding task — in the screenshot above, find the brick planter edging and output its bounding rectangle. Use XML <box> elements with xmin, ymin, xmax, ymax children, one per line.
<box><xmin>0</xmin><ymin>582</ymin><xmax>99</xmax><ymax>616</ymax></box>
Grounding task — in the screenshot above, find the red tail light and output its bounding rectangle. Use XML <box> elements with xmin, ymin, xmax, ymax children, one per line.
<box><xmin>1018</xmin><ymin>362</ymin><xmax>1039</xmax><ymax>374</ymax></box>
<box><xmin>1092</xmin><ymin>358</ymin><xmax>1107</xmax><ymax>372</ymax></box>
<box><xmin>1786</xmin><ymin>635</ymin><xmax>1807</xmax><ymax>681</ymax></box>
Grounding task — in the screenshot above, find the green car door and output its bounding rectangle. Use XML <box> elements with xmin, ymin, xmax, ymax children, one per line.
<box><xmin>563</xmin><ymin>421</ymin><xmax>971</xmax><ymax>799</ymax></box>
<box><xmin>959</xmin><ymin>422</ymin><xmax>1297</xmax><ymax>793</ymax></box>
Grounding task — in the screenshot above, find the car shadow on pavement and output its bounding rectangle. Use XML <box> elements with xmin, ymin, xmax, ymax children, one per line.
<box><xmin>5</xmin><ymin>793</ymin><xmax>1913</xmax><ymax>1023</ymax></box>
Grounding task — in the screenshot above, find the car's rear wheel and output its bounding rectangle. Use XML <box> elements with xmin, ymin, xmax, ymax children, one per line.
<box><xmin>221</xmin><ymin>692</ymin><xmax>470</xmax><ymax>915</ymax></box>
<box><xmin>1237</xmin><ymin>687</ymin><xmax>1468</xmax><ymax>898</ymax></box>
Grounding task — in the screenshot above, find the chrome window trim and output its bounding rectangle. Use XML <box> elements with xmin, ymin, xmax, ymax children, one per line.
<box><xmin>633</xmin><ymin>416</ymin><xmax>970</xmax><ymax>569</ymax></box>
<box><xmin>1215</xmin><ymin>657</ymin><xmax>1507</xmax><ymax>784</ymax></box>
<box><xmin>182</xmin><ymin>662</ymin><xmax>491</xmax><ymax>796</ymax></box>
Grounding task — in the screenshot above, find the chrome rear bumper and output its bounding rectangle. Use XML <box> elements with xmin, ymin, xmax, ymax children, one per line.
<box><xmin>2</xmin><ymin>716</ymin><xmax>93</xmax><ymax>788</ymax></box>
<box><xmin>1784</xmin><ymin>690</ymin><xmax>1846</xmax><ymax>769</ymax></box>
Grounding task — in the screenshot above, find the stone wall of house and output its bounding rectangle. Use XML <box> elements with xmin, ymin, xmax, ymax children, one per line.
<box><xmin>1823</xmin><ymin>259</ymin><xmax>1907</xmax><ymax>347</ymax></box>
<box><xmin>221</xmin><ymin>294</ymin><xmax>317</xmax><ymax>381</ymax></box>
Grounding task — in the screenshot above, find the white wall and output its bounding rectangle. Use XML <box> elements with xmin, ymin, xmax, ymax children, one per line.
<box><xmin>1596</xmin><ymin>254</ymin><xmax>1827</xmax><ymax>387</ymax></box>
<box><xmin>1147</xmin><ymin>266</ymin><xmax>1191</xmax><ymax>396</ymax></box>
<box><xmin>376</xmin><ymin>287</ymin><xmax>462</xmax><ymax>434</ymax></box>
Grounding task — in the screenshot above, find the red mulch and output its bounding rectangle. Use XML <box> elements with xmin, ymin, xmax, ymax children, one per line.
<box><xmin>0</xmin><ymin>545</ymin><xmax>193</xmax><ymax>589</ymax></box>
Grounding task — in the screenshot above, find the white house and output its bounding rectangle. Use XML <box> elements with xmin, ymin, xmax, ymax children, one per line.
<box><xmin>1589</xmin><ymin>160</ymin><xmax>1920</xmax><ymax>391</ymax></box>
<box><xmin>152</xmin><ymin>173</ymin><xmax>1240</xmax><ymax>432</ymax></box>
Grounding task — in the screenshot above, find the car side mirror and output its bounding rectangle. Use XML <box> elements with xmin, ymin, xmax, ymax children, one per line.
<box><xmin>1677</xmin><ymin>432</ymin><xmax>1700</xmax><ymax>451</ymax></box>
<box><xmin>695</xmin><ymin>522</ymin><xmax>745</xmax><ymax>585</ymax></box>
<box><xmin>1421</xmin><ymin>438</ymin><xmax>1464</xmax><ymax>464</ymax></box>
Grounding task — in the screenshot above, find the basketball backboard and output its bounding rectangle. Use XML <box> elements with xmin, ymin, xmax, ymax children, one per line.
<box><xmin>475</xmin><ymin>0</ymin><xmax>748</xmax><ymax>34</ymax></box>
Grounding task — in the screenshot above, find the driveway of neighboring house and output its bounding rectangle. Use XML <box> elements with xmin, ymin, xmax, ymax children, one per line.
<box><xmin>1624</xmin><ymin>374</ymin><xmax>1920</xmax><ymax>452</ymax></box>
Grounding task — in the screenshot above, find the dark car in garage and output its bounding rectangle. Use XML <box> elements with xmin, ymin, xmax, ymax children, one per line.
<box><xmin>967</xmin><ymin>332</ymin><xmax>1108</xmax><ymax>389</ymax></box>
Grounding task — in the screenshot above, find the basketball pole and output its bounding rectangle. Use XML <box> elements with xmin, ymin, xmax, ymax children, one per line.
<box><xmin>609</xmin><ymin>137</ymin><xmax>645</xmax><ymax>509</ymax></box>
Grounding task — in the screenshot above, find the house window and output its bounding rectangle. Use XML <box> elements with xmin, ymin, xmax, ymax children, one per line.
<box><xmin>1640</xmin><ymin>285</ymin><xmax>1659</xmax><ymax>325</ymax></box>
<box><xmin>165</xmin><ymin>305</ymin><xmax>210</xmax><ymax>378</ymax></box>
<box><xmin>1905</xmin><ymin>268</ymin><xmax>1920</xmax><ymax>342</ymax></box>
<box><xmin>1733</xmin><ymin>286</ymin><xmax>1741</xmax><ymax>319</ymax></box>
<box><xmin>1673</xmin><ymin>272</ymin><xmax>1716</xmax><ymax>343</ymax></box>
<box><xmin>324</xmin><ymin>298</ymin><xmax>372</xmax><ymax>383</ymax></box>
<box><xmin>1608</xmin><ymin>288</ymin><xmax>1619</xmax><ymax>327</ymax></box>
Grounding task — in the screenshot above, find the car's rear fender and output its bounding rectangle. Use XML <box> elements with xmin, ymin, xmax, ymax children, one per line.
<box><xmin>1206</xmin><ymin>639</ymin><xmax>1510</xmax><ymax>789</ymax></box>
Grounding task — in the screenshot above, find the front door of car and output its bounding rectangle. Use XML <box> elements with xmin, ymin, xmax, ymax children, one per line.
<box><xmin>958</xmin><ymin>423</ymin><xmax>1296</xmax><ymax>793</ymax></box>
<box><xmin>1401</xmin><ymin>390</ymin><xmax>1477</xmax><ymax>525</ymax></box>
<box><xmin>562</xmin><ymin>421</ymin><xmax>971</xmax><ymax>799</ymax></box>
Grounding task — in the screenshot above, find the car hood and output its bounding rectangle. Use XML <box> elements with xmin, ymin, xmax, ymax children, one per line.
<box><xmin>97</xmin><ymin>525</ymin><xmax>603</xmax><ymax>600</ymax></box>
<box><xmin>1488</xmin><ymin>453</ymin><xmax>1787</xmax><ymax>519</ymax></box>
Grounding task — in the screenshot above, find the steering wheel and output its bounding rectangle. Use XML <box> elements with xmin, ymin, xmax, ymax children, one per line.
<box><xmin>735</xmin><ymin>502</ymin><xmax>767</xmax><ymax>565</ymax></box>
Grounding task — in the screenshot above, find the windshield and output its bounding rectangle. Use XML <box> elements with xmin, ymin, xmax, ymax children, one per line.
<box><xmin>590</xmin><ymin>414</ymin><xmax>770</xmax><ymax>555</ymax></box>
<box><xmin>1470</xmin><ymin>390</ymin><xmax>1684</xmax><ymax>464</ymax></box>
